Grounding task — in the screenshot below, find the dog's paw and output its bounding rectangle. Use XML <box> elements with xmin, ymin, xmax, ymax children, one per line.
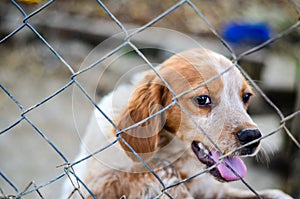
<box><xmin>259</xmin><ymin>189</ymin><xmax>293</xmax><ymax>199</ymax></box>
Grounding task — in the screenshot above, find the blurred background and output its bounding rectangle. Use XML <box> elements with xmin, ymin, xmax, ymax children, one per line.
<box><xmin>0</xmin><ymin>0</ymin><xmax>299</xmax><ymax>198</ymax></box>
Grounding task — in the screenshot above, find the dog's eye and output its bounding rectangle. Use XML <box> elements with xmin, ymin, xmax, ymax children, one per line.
<box><xmin>194</xmin><ymin>95</ymin><xmax>211</xmax><ymax>107</ymax></box>
<box><xmin>242</xmin><ymin>93</ymin><xmax>252</xmax><ymax>104</ymax></box>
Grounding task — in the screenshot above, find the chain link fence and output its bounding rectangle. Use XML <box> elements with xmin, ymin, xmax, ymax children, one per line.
<box><xmin>0</xmin><ymin>0</ymin><xmax>300</xmax><ymax>198</ymax></box>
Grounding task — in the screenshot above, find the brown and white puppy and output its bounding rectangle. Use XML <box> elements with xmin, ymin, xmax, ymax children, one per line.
<box><xmin>61</xmin><ymin>48</ymin><xmax>292</xmax><ymax>199</ymax></box>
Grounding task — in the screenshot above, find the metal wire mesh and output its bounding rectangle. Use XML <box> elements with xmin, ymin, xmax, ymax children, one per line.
<box><xmin>0</xmin><ymin>0</ymin><xmax>299</xmax><ymax>198</ymax></box>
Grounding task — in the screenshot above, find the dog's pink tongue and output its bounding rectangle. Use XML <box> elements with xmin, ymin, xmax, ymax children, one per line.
<box><xmin>211</xmin><ymin>151</ymin><xmax>247</xmax><ymax>181</ymax></box>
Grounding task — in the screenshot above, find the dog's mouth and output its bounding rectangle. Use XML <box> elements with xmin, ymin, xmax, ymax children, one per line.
<box><xmin>191</xmin><ymin>141</ymin><xmax>247</xmax><ymax>182</ymax></box>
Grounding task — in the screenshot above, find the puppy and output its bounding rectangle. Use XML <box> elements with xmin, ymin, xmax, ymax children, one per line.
<box><xmin>61</xmin><ymin>48</ymin><xmax>292</xmax><ymax>199</ymax></box>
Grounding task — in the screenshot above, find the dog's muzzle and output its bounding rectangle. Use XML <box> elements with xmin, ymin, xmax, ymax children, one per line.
<box><xmin>237</xmin><ymin>128</ymin><xmax>262</xmax><ymax>156</ymax></box>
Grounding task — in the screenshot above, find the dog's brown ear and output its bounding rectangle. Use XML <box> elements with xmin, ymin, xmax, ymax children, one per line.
<box><xmin>117</xmin><ymin>73</ymin><xmax>167</xmax><ymax>161</ymax></box>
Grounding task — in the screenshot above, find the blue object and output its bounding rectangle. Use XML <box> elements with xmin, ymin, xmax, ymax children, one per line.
<box><xmin>222</xmin><ymin>22</ymin><xmax>272</xmax><ymax>45</ymax></box>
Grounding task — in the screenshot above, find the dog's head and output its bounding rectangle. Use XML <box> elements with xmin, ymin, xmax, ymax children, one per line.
<box><xmin>117</xmin><ymin>48</ymin><xmax>262</xmax><ymax>181</ymax></box>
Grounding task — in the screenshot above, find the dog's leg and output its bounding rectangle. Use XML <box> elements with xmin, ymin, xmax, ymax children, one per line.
<box><xmin>193</xmin><ymin>182</ymin><xmax>292</xmax><ymax>199</ymax></box>
<box><xmin>216</xmin><ymin>187</ymin><xmax>293</xmax><ymax>199</ymax></box>
<box><xmin>184</xmin><ymin>173</ymin><xmax>292</xmax><ymax>199</ymax></box>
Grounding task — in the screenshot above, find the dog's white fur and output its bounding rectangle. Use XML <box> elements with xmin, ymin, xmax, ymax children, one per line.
<box><xmin>61</xmin><ymin>49</ymin><xmax>292</xmax><ymax>199</ymax></box>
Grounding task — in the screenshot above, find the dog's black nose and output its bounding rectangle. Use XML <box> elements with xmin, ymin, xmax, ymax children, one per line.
<box><xmin>237</xmin><ymin>129</ymin><xmax>262</xmax><ymax>155</ymax></box>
